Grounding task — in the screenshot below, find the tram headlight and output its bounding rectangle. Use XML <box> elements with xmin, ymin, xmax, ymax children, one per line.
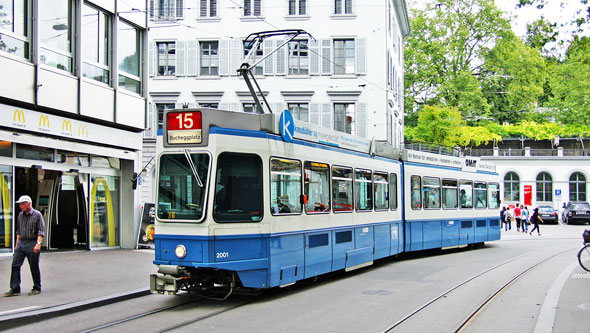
<box><xmin>175</xmin><ymin>244</ymin><xmax>187</xmax><ymax>259</ymax></box>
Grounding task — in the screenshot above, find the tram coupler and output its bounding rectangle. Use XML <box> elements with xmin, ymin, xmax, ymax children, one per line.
<box><xmin>150</xmin><ymin>265</ymin><xmax>185</xmax><ymax>295</ymax></box>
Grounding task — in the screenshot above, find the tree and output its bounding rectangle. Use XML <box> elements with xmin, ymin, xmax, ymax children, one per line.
<box><xmin>404</xmin><ymin>0</ymin><xmax>513</xmax><ymax>121</ymax></box>
<box><xmin>548</xmin><ymin>36</ymin><xmax>590</xmax><ymax>124</ymax></box>
<box><xmin>408</xmin><ymin>105</ymin><xmax>465</xmax><ymax>146</ymax></box>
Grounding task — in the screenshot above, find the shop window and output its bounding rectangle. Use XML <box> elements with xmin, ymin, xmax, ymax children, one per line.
<box><xmin>91</xmin><ymin>156</ymin><xmax>120</xmax><ymax>169</ymax></box>
<box><xmin>304</xmin><ymin>161</ymin><xmax>330</xmax><ymax>213</ymax></box>
<box><xmin>0</xmin><ymin>141</ymin><xmax>12</xmax><ymax>157</ymax></box>
<box><xmin>90</xmin><ymin>175</ymin><xmax>120</xmax><ymax>247</ymax></box>
<box><xmin>15</xmin><ymin>144</ymin><xmax>54</xmax><ymax>162</ymax></box>
<box><xmin>270</xmin><ymin>158</ymin><xmax>301</xmax><ymax>215</ymax></box>
<box><xmin>332</xmin><ymin>166</ymin><xmax>353</xmax><ymax>212</ymax></box>
<box><xmin>0</xmin><ymin>165</ymin><xmax>13</xmax><ymax>253</ymax></box>
<box><xmin>57</xmin><ymin>151</ymin><xmax>89</xmax><ymax>167</ymax></box>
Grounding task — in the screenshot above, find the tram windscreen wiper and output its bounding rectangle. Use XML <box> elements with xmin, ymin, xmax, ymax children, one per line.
<box><xmin>184</xmin><ymin>149</ymin><xmax>204</xmax><ymax>188</ymax></box>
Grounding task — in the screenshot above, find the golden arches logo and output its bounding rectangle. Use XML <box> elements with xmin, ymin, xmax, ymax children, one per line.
<box><xmin>62</xmin><ymin>120</ymin><xmax>72</xmax><ymax>132</ymax></box>
<box><xmin>78</xmin><ymin>124</ymin><xmax>89</xmax><ymax>137</ymax></box>
<box><xmin>39</xmin><ymin>115</ymin><xmax>50</xmax><ymax>128</ymax></box>
<box><xmin>13</xmin><ymin>110</ymin><xmax>25</xmax><ymax>123</ymax></box>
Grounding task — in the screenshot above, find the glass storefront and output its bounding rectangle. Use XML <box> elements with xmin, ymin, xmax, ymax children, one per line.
<box><xmin>0</xmin><ymin>165</ymin><xmax>12</xmax><ymax>253</ymax></box>
<box><xmin>90</xmin><ymin>175</ymin><xmax>120</xmax><ymax>247</ymax></box>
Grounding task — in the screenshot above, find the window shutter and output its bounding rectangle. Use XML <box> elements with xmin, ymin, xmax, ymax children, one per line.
<box><xmin>210</xmin><ymin>0</ymin><xmax>217</xmax><ymax>17</ymax></box>
<box><xmin>176</xmin><ymin>41</ymin><xmax>186</xmax><ymax>76</ymax></box>
<box><xmin>310</xmin><ymin>103</ymin><xmax>320</xmax><ymax>125</ymax></box>
<box><xmin>186</xmin><ymin>40</ymin><xmax>198</xmax><ymax>76</ymax></box>
<box><xmin>144</xmin><ymin>103</ymin><xmax>155</xmax><ymax>139</ymax></box>
<box><xmin>254</xmin><ymin>0</ymin><xmax>262</xmax><ymax>16</ymax></box>
<box><xmin>356</xmin><ymin>103</ymin><xmax>367</xmax><ymax>138</ymax></box>
<box><xmin>200</xmin><ymin>0</ymin><xmax>207</xmax><ymax>17</ymax></box>
<box><xmin>356</xmin><ymin>38</ymin><xmax>366</xmax><ymax>75</ymax></box>
<box><xmin>321</xmin><ymin>39</ymin><xmax>331</xmax><ymax>75</ymax></box>
<box><xmin>149</xmin><ymin>0</ymin><xmax>155</xmax><ymax>19</ymax></box>
<box><xmin>263</xmin><ymin>39</ymin><xmax>274</xmax><ymax>75</ymax></box>
<box><xmin>231</xmin><ymin>39</ymin><xmax>243</xmax><ymax>76</ymax></box>
<box><xmin>309</xmin><ymin>39</ymin><xmax>320</xmax><ymax>75</ymax></box>
<box><xmin>321</xmin><ymin>103</ymin><xmax>331</xmax><ymax>128</ymax></box>
<box><xmin>219</xmin><ymin>39</ymin><xmax>230</xmax><ymax>76</ymax></box>
<box><xmin>148</xmin><ymin>42</ymin><xmax>155</xmax><ymax>76</ymax></box>
<box><xmin>176</xmin><ymin>0</ymin><xmax>184</xmax><ymax>19</ymax></box>
<box><xmin>275</xmin><ymin>40</ymin><xmax>286</xmax><ymax>75</ymax></box>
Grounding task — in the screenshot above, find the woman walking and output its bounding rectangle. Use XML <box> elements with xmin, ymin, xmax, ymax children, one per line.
<box><xmin>530</xmin><ymin>207</ymin><xmax>543</xmax><ymax>236</ymax></box>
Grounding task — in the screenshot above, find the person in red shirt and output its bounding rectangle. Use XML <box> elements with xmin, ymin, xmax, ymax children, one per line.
<box><xmin>514</xmin><ymin>204</ymin><xmax>522</xmax><ymax>232</ymax></box>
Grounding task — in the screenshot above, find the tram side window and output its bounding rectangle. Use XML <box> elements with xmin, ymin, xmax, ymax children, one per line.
<box><xmin>214</xmin><ymin>153</ymin><xmax>263</xmax><ymax>222</ymax></box>
<box><xmin>423</xmin><ymin>177</ymin><xmax>441</xmax><ymax>209</ymax></box>
<box><xmin>304</xmin><ymin>161</ymin><xmax>330</xmax><ymax>213</ymax></box>
<box><xmin>488</xmin><ymin>183</ymin><xmax>500</xmax><ymax>209</ymax></box>
<box><xmin>374</xmin><ymin>172</ymin><xmax>389</xmax><ymax>210</ymax></box>
<box><xmin>411</xmin><ymin>175</ymin><xmax>422</xmax><ymax>209</ymax></box>
<box><xmin>270</xmin><ymin>158</ymin><xmax>302</xmax><ymax>215</ymax></box>
<box><xmin>474</xmin><ymin>182</ymin><xmax>487</xmax><ymax>209</ymax></box>
<box><xmin>459</xmin><ymin>180</ymin><xmax>473</xmax><ymax>209</ymax></box>
<box><xmin>157</xmin><ymin>153</ymin><xmax>210</xmax><ymax>221</ymax></box>
<box><xmin>442</xmin><ymin>179</ymin><xmax>458</xmax><ymax>209</ymax></box>
<box><xmin>355</xmin><ymin>169</ymin><xmax>372</xmax><ymax>211</ymax></box>
<box><xmin>332</xmin><ymin>166</ymin><xmax>353</xmax><ymax>212</ymax></box>
<box><xmin>390</xmin><ymin>173</ymin><xmax>398</xmax><ymax>210</ymax></box>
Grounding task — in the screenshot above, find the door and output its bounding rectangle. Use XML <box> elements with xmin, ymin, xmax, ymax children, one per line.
<box><xmin>50</xmin><ymin>172</ymin><xmax>88</xmax><ymax>249</ymax></box>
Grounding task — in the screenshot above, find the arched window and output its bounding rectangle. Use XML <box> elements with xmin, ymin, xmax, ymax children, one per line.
<box><xmin>504</xmin><ymin>172</ymin><xmax>519</xmax><ymax>202</ymax></box>
<box><xmin>536</xmin><ymin>172</ymin><xmax>553</xmax><ymax>202</ymax></box>
<box><xmin>569</xmin><ymin>172</ymin><xmax>586</xmax><ymax>201</ymax></box>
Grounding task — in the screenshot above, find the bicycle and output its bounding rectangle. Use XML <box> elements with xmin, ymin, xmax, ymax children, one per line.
<box><xmin>577</xmin><ymin>230</ymin><xmax>590</xmax><ymax>272</ymax></box>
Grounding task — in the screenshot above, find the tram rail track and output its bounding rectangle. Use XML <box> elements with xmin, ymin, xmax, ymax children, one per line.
<box><xmin>383</xmin><ymin>247</ymin><xmax>576</xmax><ymax>333</ymax></box>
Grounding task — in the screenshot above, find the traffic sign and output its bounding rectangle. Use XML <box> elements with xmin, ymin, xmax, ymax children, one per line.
<box><xmin>555</xmin><ymin>189</ymin><xmax>562</xmax><ymax>197</ymax></box>
<box><xmin>279</xmin><ymin>109</ymin><xmax>294</xmax><ymax>143</ymax></box>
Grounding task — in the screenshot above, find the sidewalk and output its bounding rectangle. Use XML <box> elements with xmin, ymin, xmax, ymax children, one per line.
<box><xmin>0</xmin><ymin>249</ymin><xmax>155</xmax><ymax>327</ymax></box>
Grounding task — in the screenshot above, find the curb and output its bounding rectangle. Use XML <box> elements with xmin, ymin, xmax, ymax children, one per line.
<box><xmin>0</xmin><ymin>288</ymin><xmax>150</xmax><ymax>330</ymax></box>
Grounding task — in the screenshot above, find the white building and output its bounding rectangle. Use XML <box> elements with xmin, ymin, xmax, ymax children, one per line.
<box><xmin>0</xmin><ymin>1</ymin><xmax>148</xmax><ymax>254</ymax></box>
<box><xmin>142</xmin><ymin>0</ymin><xmax>410</xmax><ymax>203</ymax></box>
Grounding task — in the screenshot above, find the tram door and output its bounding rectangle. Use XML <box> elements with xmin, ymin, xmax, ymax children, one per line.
<box><xmin>15</xmin><ymin>168</ymin><xmax>88</xmax><ymax>250</ymax></box>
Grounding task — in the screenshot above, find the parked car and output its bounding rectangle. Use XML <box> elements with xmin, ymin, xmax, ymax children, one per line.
<box><xmin>537</xmin><ymin>205</ymin><xmax>558</xmax><ymax>224</ymax></box>
<box><xmin>562</xmin><ymin>201</ymin><xmax>590</xmax><ymax>225</ymax></box>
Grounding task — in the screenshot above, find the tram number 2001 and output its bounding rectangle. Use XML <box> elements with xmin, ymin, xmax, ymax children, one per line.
<box><xmin>216</xmin><ymin>252</ymin><xmax>229</xmax><ymax>259</ymax></box>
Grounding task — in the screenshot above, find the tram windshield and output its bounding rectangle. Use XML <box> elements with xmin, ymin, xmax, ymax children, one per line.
<box><xmin>157</xmin><ymin>153</ymin><xmax>210</xmax><ymax>221</ymax></box>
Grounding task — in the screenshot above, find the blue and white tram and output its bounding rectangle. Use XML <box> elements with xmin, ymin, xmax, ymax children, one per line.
<box><xmin>150</xmin><ymin>108</ymin><xmax>500</xmax><ymax>296</ymax></box>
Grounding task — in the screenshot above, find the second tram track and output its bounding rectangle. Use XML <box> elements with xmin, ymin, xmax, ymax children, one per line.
<box><xmin>383</xmin><ymin>247</ymin><xmax>576</xmax><ymax>333</ymax></box>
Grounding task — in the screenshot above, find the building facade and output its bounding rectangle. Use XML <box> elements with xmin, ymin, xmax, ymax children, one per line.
<box><xmin>0</xmin><ymin>0</ymin><xmax>148</xmax><ymax>254</ymax></box>
<box><xmin>142</xmin><ymin>0</ymin><xmax>410</xmax><ymax>203</ymax></box>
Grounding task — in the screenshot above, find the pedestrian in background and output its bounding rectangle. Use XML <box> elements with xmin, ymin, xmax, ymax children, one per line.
<box><xmin>530</xmin><ymin>207</ymin><xmax>543</xmax><ymax>236</ymax></box>
<box><xmin>500</xmin><ymin>206</ymin><xmax>506</xmax><ymax>230</ymax></box>
<box><xmin>515</xmin><ymin>204</ymin><xmax>522</xmax><ymax>232</ymax></box>
<box><xmin>505</xmin><ymin>206</ymin><xmax>514</xmax><ymax>231</ymax></box>
<box><xmin>522</xmin><ymin>206</ymin><xmax>529</xmax><ymax>233</ymax></box>
<box><xmin>4</xmin><ymin>195</ymin><xmax>45</xmax><ymax>297</ymax></box>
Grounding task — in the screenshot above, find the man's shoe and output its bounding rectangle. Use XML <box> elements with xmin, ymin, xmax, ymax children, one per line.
<box><xmin>3</xmin><ymin>288</ymin><xmax>20</xmax><ymax>297</ymax></box>
<box><xmin>28</xmin><ymin>289</ymin><xmax>41</xmax><ymax>296</ymax></box>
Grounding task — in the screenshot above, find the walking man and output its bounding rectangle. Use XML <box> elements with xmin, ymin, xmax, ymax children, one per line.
<box><xmin>4</xmin><ymin>195</ymin><xmax>45</xmax><ymax>297</ymax></box>
<box><xmin>514</xmin><ymin>204</ymin><xmax>522</xmax><ymax>232</ymax></box>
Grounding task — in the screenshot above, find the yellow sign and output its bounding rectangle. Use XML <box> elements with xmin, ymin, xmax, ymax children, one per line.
<box><xmin>39</xmin><ymin>114</ymin><xmax>50</xmax><ymax>128</ymax></box>
<box><xmin>62</xmin><ymin>120</ymin><xmax>72</xmax><ymax>132</ymax></box>
<box><xmin>13</xmin><ymin>110</ymin><xmax>25</xmax><ymax>123</ymax></box>
<box><xmin>78</xmin><ymin>124</ymin><xmax>89</xmax><ymax>137</ymax></box>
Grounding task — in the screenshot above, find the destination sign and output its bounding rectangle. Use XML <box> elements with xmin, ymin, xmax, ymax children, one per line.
<box><xmin>167</xmin><ymin>111</ymin><xmax>202</xmax><ymax>144</ymax></box>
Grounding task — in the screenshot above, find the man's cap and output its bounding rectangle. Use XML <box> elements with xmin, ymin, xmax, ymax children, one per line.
<box><xmin>16</xmin><ymin>195</ymin><xmax>32</xmax><ymax>203</ymax></box>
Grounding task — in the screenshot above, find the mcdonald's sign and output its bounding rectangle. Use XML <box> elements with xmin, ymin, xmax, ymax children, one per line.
<box><xmin>39</xmin><ymin>114</ymin><xmax>50</xmax><ymax>128</ymax></box>
<box><xmin>78</xmin><ymin>124</ymin><xmax>89</xmax><ymax>137</ymax></box>
<box><xmin>13</xmin><ymin>110</ymin><xmax>25</xmax><ymax>123</ymax></box>
<box><xmin>62</xmin><ymin>120</ymin><xmax>72</xmax><ymax>133</ymax></box>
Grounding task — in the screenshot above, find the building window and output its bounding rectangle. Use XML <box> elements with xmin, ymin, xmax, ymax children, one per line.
<box><xmin>118</xmin><ymin>20</ymin><xmax>141</xmax><ymax>94</ymax></box>
<box><xmin>156</xmin><ymin>42</ymin><xmax>175</xmax><ymax>76</ymax></box>
<box><xmin>536</xmin><ymin>172</ymin><xmax>553</xmax><ymax>202</ymax></box>
<box><xmin>334</xmin><ymin>0</ymin><xmax>352</xmax><ymax>14</ymax></box>
<box><xmin>150</xmin><ymin>0</ymin><xmax>184</xmax><ymax>20</ymax></box>
<box><xmin>333</xmin><ymin>39</ymin><xmax>354</xmax><ymax>74</ymax></box>
<box><xmin>200</xmin><ymin>41</ymin><xmax>218</xmax><ymax>76</ymax></box>
<box><xmin>287</xmin><ymin>103</ymin><xmax>308</xmax><ymax>122</ymax></box>
<box><xmin>156</xmin><ymin>103</ymin><xmax>175</xmax><ymax>131</ymax></box>
<box><xmin>288</xmin><ymin>0</ymin><xmax>306</xmax><ymax>15</ymax></box>
<box><xmin>0</xmin><ymin>0</ymin><xmax>30</xmax><ymax>59</ymax></box>
<box><xmin>569</xmin><ymin>172</ymin><xmax>586</xmax><ymax>201</ymax></box>
<box><xmin>243</xmin><ymin>40</ymin><xmax>263</xmax><ymax>75</ymax></box>
<box><xmin>39</xmin><ymin>0</ymin><xmax>75</xmax><ymax>72</ymax></box>
<box><xmin>199</xmin><ymin>0</ymin><xmax>217</xmax><ymax>17</ymax></box>
<box><xmin>82</xmin><ymin>4</ymin><xmax>110</xmax><ymax>84</ymax></box>
<box><xmin>334</xmin><ymin>103</ymin><xmax>355</xmax><ymax>135</ymax></box>
<box><xmin>199</xmin><ymin>103</ymin><xmax>218</xmax><ymax>108</ymax></box>
<box><xmin>243</xmin><ymin>0</ymin><xmax>261</xmax><ymax>16</ymax></box>
<box><xmin>288</xmin><ymin>40</ymin><xmax>308</xmax><ymax>75</ymax></box>
<box><xmin>243</xmin><ymin>103</ymin><xmax>263</xmax><ymax>113</ymax></box>
<box><xmin>504</xmin><ymin>172</ymin><xmax>519</xmax><ymax>202</ymax></box>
